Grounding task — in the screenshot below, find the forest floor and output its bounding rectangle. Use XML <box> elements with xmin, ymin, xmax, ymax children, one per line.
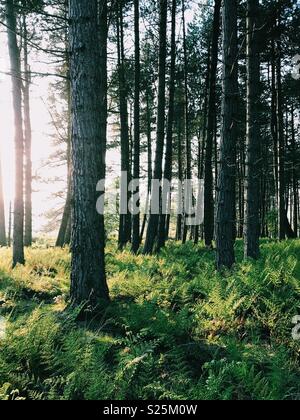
<box><xmin>0</xmin><ymin>239</ymin><xmax>300</xmax><ymax>400</ymax></box>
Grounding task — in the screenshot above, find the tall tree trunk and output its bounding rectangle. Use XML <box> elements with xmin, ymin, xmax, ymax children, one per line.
<box><xmin>244</xmin><ymin>0</ymin><xmax>261</xmax><ymax>259</ymax></box>
<box><xmin>132</xmin><ymin>0</ymin><xmax>141</xmax><ymax>254</ymax></box>
<box><xmin>195</xmin><ymin>50</ymin><xmax>210</xmax><ymax>245</ymax></box>
<box><xmin>140</xmin><ymin>89</ymin><xmax>152</xmax><ymax>242</ymax></box>
<box><xmin>8</xmin><ymin>202</ymin><xmax>12</xmax><ymax>247</ymax></box>
<box><xmin>56</xmin><ymin>0</ymin><xmax>73</xmax><ymax>248</ymax></box>
<box><xmin>157</xmin><ymin>0</ymin><xmax>177</xmax><ymax>251</ymax></box>
<box><xmin>176</xmin><ymin>110</ymin><xmax>184</xmax><ymax>241</ymax></box>
<box><xmin>204</xmin><ymin>0</ymin><xmax>221</xmax><ymax>248</ymax></box>
<box><xmin>22</xmin><ymin>16</ymin><xmax>33</xmax><ymax>247</ymax></box>
<box><xmin>117</xmin><ymin>3</ymin><xmax>131</xmax><ymax>249</ymax></box>
<box><xmin>0</xmin><ymin>156</ymin><xmax>6</xmax><ymax>247</ymax></box>
<box><xmin>6</xmin><ymin>0</ymin><xmax>25</xmax><ymax>267</ymax></box>
<box><xmin>69</xmin><ymin>0</ymin><xmax>109</xmax><ymax>308</ymax></box>
<box><xmin>182</xmin><ymin>0</ymin><xmax>191</xmax><ymax>244</ymax></box>
<box><xmin>276</xmin><ymin>37</ymin><xmax>285</xmax><ymax>240</ymax></box>
<box><xmin>216</xmin><ymin>0</ymin><xmax>238</xmax><ymax>270</ymax></box>
<box><xmin>143</xmin><ymin>0</ymin><xmax>168</xmax><ymax>254</ymax></box>
<box><xmin>291</xmin><ymin>102</ymin><xmax>298</xmax><ymax>236</ymax></box>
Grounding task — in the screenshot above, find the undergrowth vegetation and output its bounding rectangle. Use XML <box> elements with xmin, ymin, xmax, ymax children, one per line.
<box><xmin>0</xmin><ymin>240</ymin><xmax>299</xmax><ymax>400</ymax></box>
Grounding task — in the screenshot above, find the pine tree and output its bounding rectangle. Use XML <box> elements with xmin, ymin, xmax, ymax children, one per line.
<box><xmin>216</xmin><ymin>0</ymin><xmax>238</xmax><ymax>270</ymax></box>
<box><xmin>69</xmin><ymin>0</ymin><xmax>109</xmax><ymax>308</ymax></box>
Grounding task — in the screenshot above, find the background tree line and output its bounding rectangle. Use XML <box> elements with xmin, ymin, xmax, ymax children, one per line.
<box><xmin>0</xmin><ymin>0</ymin><xmax>299</xmax><ymax>310</ymax></box>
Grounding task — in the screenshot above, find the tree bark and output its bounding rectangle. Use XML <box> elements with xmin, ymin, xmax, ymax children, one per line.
<box><xmin>117</xmin><ymin>3</ymin><xmax>131</xmax><ymax>249</ymax></box>
<box><xmin>216</xmin><ymin>0</ymin><xmax>238</xmax><ymax>270</ymax></box>
<box><xmin>182</xmin><ymin>0</ymin><xmax>191</xmax><ymax>244</ymax></box>
<box><xmin>291</xmin><ymin>102</ymin><xmax>298</xmax><ymax>236</ymax></box>
<box><xmin>22</xmin><ymin>16</ymin><xmax>32</xmax><ymax>247</ymax></box>
<box><xmin>276</xmin><ymin>38</ymin><xmax>286</xmax><ymax>240</ymax></box>
<box><xmin>132</xmin><ymin>0</ymin><xmax>141</xmax><ymax>254</ymax></box>
<box><xmin>244</xmin><ymin>0</ymin><xmax>261</xmax><ymax>259</ymax></box>
<box><xmin>6</xmin><ymin>0</ymin><xmax>25</xmax><ymax>267</ymax></box>
<box><xmin>157</xmin><ymin>0</ymin><xmax>177</xmax><ymax>251</ymax></box>
<box><xmin>143</xmin><ymin>0</ymin><xmax>168</xmax><ymax>254</ymax></box>
<box><xmin>69</xmin><ymin>0</ymin><xmax>109</xmax><ymax>308</ymax></box>
<box><xmin>204</xmin><ymin>0</ymin><xmax>221</xmax><ymax>248</ymax></box>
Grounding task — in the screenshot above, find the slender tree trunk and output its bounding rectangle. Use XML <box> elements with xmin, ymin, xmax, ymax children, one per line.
<box><xmin>22</xmin><ymin>16</ymin><xmax>32</xmax><ymax>247</ymax></box>
<box><xmin>182</xmin><ymin>0</ymin><xmax>191</xmax><ymax>244</ymax></box>
<box><xmin>276</xmin><ymin>38</ymin><xmax>285</xmax><ymax>240</ymax></box>
<box><xmin>157</xmin><ymin>0</ymin><xmax>177</xmax><ymax>251</ymax></box>
<box><xmin>56</xmin><ymin>79</ymin><xmax>71</xmax><ymax>248</ymax></box>
<box><xmin>216</xmin><ymin>0</ymin><xmax>238</xmax><ymax>270</ymax></box>
<box><xmin>56</xmin><ymin>1</ymin><xmax>72</xmax><ymax>248</ymax></box>
<box><xmin>195</xmin><ymin>52</ymin><xmax>210</xmax><ymax>245</ymax></box>
<box><xmin>140</xmin><ymin>89</ymin><xmax>152</xmax><ymax>242</ymax></box>
<box><xmin>244</xmin><ymin>0</ymin><xmax>261</xmax><ymax>259</ymax></box>
<box><xmin>117</xmin><ymin>4</ymin><xmax>131</xmax><ymax>249</ymax></box>
<box><xmin>204</xmin><ymin>0</ymin><xmax>221</xmax><ymax>248</ymax></box>
<box><xmin>291</xmin><ymin>102</ymin><xmax>298</xmax><ymax>236</ymax></box>
<box><xmin>132</xmin><ymin>0</ymin><xmax>141</xmax><ymax>254</ymax></box>
<box><xmin>143</xmin><ymin>0</ymin><xmax>168</xmax><ymax>254</ymax></box>
<box><xmin>176</xmin><ymin>111</ymin><xmax>184</xmax><ymax>241</ymax></box>
<box><xmin>6</xmin><ymin>0</ymin><xmax>25</xmax><ymax>267</ymax></box>
<box><xmin>69</xmin><ymin>0</ymin><xmax>109</xmax><ymax>308</ymax></box>
<box><xmin>8</xmin><ymin>202</ymin><xmax>12</xmax><ymax>247</ymax></box>
<box><xmin>0</xmin><ymin>157</ymin><xmax>6</xmax><ymax>247</ymax></box>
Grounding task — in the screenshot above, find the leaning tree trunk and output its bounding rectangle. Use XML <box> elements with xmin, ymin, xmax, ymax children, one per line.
<box><xmin>0</xmin><ymin>156</ymin><xmax>6</xmax><ymax>247</ymax></box>
<box><xmin>56</xmin><ymin>3</ymin><xmax>72</xmax><ymax>248</ymax></box>
<box><xmin>157</xmin><ymin>0</ymin><xmax>177</xmax><ymax>252</ymax></box>
<box><xmin>69</xmin><ymin>0</ymin><xmax>109</xmax><ymax>308</ymax></box>
<box><xmin>204</xmin><ymin>0</ymin><xmax>221</xmax><ymax>248</ymax></box>
<box><xmin>244</xmin><ymin>0</ymin><xmax>261</xmax><ymax>260</ymax></box>
<box><xmin>143</xmin><ymin>0</ymin><xmax>168</xmax><ymax>254</ymax></box>
<box><xmin>6</xmin><ymin>0</ymin><xmax>25</xmax><ymax>267</ymax></box>
<box><xmin>131</xmin><ymin>0</ymin><xmax>141</xmax><ymax>254</ymax></box>
<box><xmin>216</xmin><ymin>0</ymin><xmax>238</xmax><ymax>270</ymax></box>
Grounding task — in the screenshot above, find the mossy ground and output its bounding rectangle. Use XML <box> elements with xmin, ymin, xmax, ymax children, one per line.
<box><xmin>0</xmin><ymin>240</ymin><xmax>299</xmax><ymax>400</ymax></box>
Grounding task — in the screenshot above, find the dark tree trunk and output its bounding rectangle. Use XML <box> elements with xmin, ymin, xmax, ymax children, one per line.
<box><xmin>117</xmin><ymin>4</ymin><xmax>131</xmax><ymax>249</ymax></box>
<box><xmin>6</xmin><ymin>0</ymin><xmax>25</xmax><ymax>267</ymax></box>
<box><xmin>56</xmin><ymin>184</ymin><xmax>71</xmax><ymax>247</ymax></box>
<box><xmin>69</xmin><ymin>0</ymin><xmax>109</xmax><ymax>308</ymax></box>
<box><xmin>195</xmin><ymin>52</ymin><xmax>210</xmax><ymax>245</ymax></box>
<box><xmin>276</xmin><ymin>39</ymin><xmax>286</xmax><ymax>240</ymax></box>
<box><xmin>182</xmin><ymin>0</ymin><xmax>191</xmax><ymax>244</ymax></box>
<box><xmin>176</xmin><ymin>112</ymin><xmax>184</xmax><ymax>241</ymax></box>
<box><xmin>22</xmin><ymin>16</ymin><xmax>32</xmax><ymax>247</ymax></box>
<box><xmin>204</xmin><ymin>0</ymin><xmax>221</xmax><ymax>248</ymax></box>
<box><xmin>132</xmin><ymin>0</ymin><xmax>141</xmax><ymax>254</ymax></box>
<box><xmin>143</xmin><ymin>0</ymin><xmax>168</xmax><ymax>254</ymax></box>
<box><xmin>271</xmin><ymin>39</ymin><xmax>278</xmax><ymax>212</ymax></box>
<box><xmin>56</xmin><ymin>2</ymin><xmax>72</xmax><ymax>248</ymax></box>
<box><xmin>216</xmin><ymin>0</ymin><xmax>238</xmax><ymax>270</ymax></box>
<box><xmin>157</xmin><ymin>0</ymin><xmax>177</xmax><ymax>251</ymax></box>
<box><xmin>244</xmin><ymin>0</ymin><xmax>261</xmax><ymax>260</ymax></box>
<box><xmin>0</xmin><ymin>157</ymin><xmax>6</xmax><ymax>247</ymax></box>
<box><xmin>291</xmin><ymin>102</ymin><xmax>298</xmax><ymax>236</ymax></box>
<box><xmin>140</xmin><ymin>90</ymin><xmax>152</xmax><ymax>242</ymax></box>
<box><xmin>8</xmin><ymin>202</ymin><xmax>12</xmax><ymax>248</ymax></box>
